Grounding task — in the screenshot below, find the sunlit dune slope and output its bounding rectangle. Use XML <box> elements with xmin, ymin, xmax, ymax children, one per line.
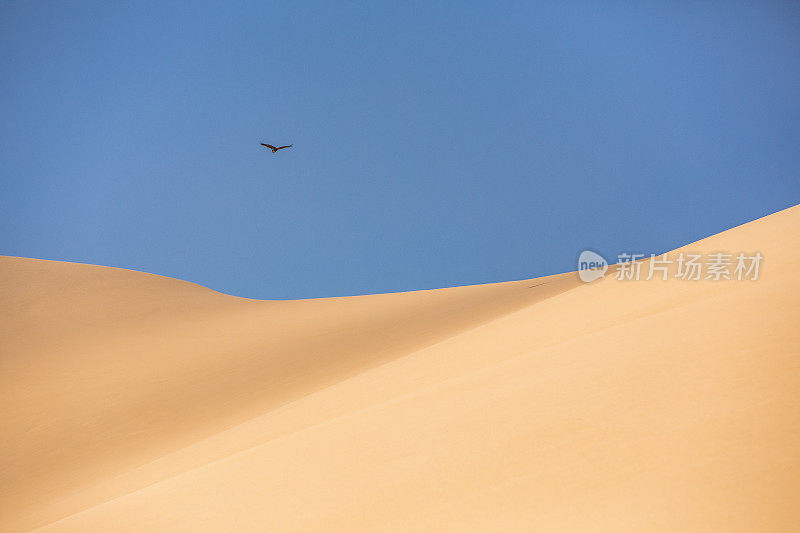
<box><xmin>2</xmin><ymin>204</ymin><xmax>799</xmax><ymax>531</ymax></box>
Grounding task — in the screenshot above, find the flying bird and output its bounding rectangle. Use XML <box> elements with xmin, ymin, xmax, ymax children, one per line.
<box><xmin>260</xmin><ymin>143</ymin><xmax>293</xmax><ymax>153</ymax></box>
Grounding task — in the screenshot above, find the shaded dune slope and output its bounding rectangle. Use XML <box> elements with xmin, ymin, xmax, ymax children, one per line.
<box><xmin>1</xmin><ymin>257</ymin><xmax>580</xmax><ymax>531</ymax></box>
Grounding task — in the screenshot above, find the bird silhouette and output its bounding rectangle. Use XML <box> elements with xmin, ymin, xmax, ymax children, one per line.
<box><xmin>260</xmin><ymin>143</ymin><xmax>293</xmax><ymax>153</ymax></box>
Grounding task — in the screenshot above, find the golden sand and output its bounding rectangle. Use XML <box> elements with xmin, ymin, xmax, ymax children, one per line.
<box><xmin>2</xmin><ymin>205</ymin><xmax>798</xmax><ymax>531</ymax></box>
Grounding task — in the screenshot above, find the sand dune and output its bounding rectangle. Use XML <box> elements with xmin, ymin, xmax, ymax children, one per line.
<box><xmin>2</xmin><ymin>205</ymin><xmax>799</xmax><ymax>531</ymax></box>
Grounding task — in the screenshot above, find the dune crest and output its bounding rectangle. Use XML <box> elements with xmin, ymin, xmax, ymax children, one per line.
<box><xmin>2</xmin><ymin>205</ymin><xmax>799</xmax><ymax>531</ymax></box>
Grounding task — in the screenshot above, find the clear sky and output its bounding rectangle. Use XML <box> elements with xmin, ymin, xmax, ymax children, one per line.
<box><xmin>2</xmin><ymin>2</ymin><xmax>799</xmax><ymax>299</ymax></box>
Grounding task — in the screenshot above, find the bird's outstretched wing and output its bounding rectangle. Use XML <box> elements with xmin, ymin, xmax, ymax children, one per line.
<box><xmin>276</xmin><ymin>144</ymin><xmax>293</xmax><ymax>150</ymax></box>
<box><xmin>260</xmin><ymin>143</ymin><xmax>277</xmax><ymax>150</ymax></box>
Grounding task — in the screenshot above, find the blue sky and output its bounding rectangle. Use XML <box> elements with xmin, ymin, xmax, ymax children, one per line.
<box><xmin>2</xmin><ymin>1</ymin><xmax>799</xmax><ymax>299</ymax></box>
